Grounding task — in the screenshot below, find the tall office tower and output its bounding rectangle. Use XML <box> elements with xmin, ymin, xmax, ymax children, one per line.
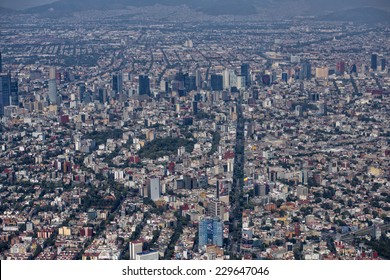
<box><xmin>0</xmin><ymin>73</ymin><xmax>11</xmax><ymax>116</ymax></box>
<box><xmin>371</xmin><ymin>53</ymin><xmax>378</xmax><ymax>71</ymax></box>
<box><xmin>10</xmin><ymin>78</ymin><xmax>18</xmax><ymax>106</ymax></box>
<box><xmin>148</xmin><ymin>177</ymin><xmax>160</xmax><ymax>201</ymax></box>
<box><xmin>350</xmin><ymin>64</ymin><xmax>357</xmax><ymax>74</ymax></box>
<box><xmin>236</xmin><ymin>75</ymin><xmax>246</xmax><ymax>89</ymax></box>
<box><xmin>229</xmin><ymin>70</ymin><xmax>237</xmax><ymax>88</ymax></box>
<box><xmin>210</xmin><ymin>74</ymin><xmax>223</xmax><ymax>91</ymax></box>
<box><xmin>295</xmin><ymin>105</ymin><xmax>303</xmax><ymax>117</ymax></box>
<box><xmin>0</xmin><ymin>51</ymin><xmax>2</xmax><ymax>73</ymax></box>
<box><xmin>301</xmin><ymin>61</ymin><xmax>312</xmax><ymax>80</ymax></box>
<box><xmin>315</xmin><ymin>67</ymin><xmax>329</xmax><ymax>79</ymax></box>
<box><xmin>223</xmin><ymin>69</ymin><xmax>230</xmax><ymax>90</ymax></box>
<box><xmin>48</xmin><ymin>67</ymin><xmax>57</xmax><ymax>105</ymax></box>
<box><xmin>319</xmin><ymin>102</ymin><xmax>327</xmax><ymax>116</ymax></box>
<box><xmin>160</xmin><ymin>80</ymin><xmax>168</xmax><ymax>93</ymax></box>
<box><xmin>198</xmin><ymin>217</ymin><xmax>223</xmax><ymax>248</ymax></box>
<box><xmin>183</xmin><ymin>73</ymin><xmax>196</xmax><ymax>92</ymax></box>
<box><xmin>336</xmin><ymin>61</ymin><xmax>346</xmax><ymax>75</ymax></box>
<box><xmin>79</xmin><ymin>83</ymin><xmax>86</xmax><ymax>102</ymax></box>
<box><xmin>282</xmin><ymin>72</ymin><xmax>288</xmax><ymax>83</ymax></box>
<box><xmin>139</xmin><ymin>75</ymin><xmax>150</xmax><ymax>95</ymax></box>
<box><xmin>195</xmin><ymin>70</ymin><xmax>202</xmax><ymax>89</ymax></box>
<box><xmin>241</xmin><ymin>63</ymin><xmax>250</xmax><ymax>86</ymax></box>
<box><xmin>97</xmin><ymin>88</ymin><xmax>107</xmax><ymax>104</ymax></box>
<box><xmin>208</xmin><ymin>199</ymin><xmax>224</xmax><ymax>220</ymax></box>
<box><xmin>129</xmin><ymin>240</ymin><xmax>143</xmax><ymax>260</ymax></box>
<box><xmin>112</xmin><ymin>73</ymin><xmax>123</xmax><ymax>93</ymax></box>
<box><xmin>192</xmin><ymin>101</ymin><xmax>198</xmax><ymax>115</ymax></box>
<box><xmin>381</xmin><ymin>58</ymin><xmax>386</xmax><ymax>71</ymax></box>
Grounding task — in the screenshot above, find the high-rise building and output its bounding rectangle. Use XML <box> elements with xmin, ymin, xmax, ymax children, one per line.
<box><xmin>319</xmin><ymin>102</ymin><xmax>327</xmax><ymax>116</ymax></box>
<box><xmin>336</xmin><ymin>61</ymin><xmax>346</xmax><ymax>75</ymax></box>
<box><xmin>139</xmin><ymin>75</ymin><xmax>150</xmax><ymax>95</ymax></box>
<box><xmin>195</xmin><ymin>70</ymin><xmax>202</xmax><ymax>89</ymax></box>
<box><xmin>350</xmin><ymin>64</ymin><xmax>357</xmax><ymax>74</ymax></box>
<box><xmin>236</xmin><ymin>75</ymin><xmax>246</xmax><ymax>89</ymax></box>
<box><xmin>129</xmin><ymin>240</ymin><xmax>143</xmax><ymax>260</ymax></box>
<box><xmin>10</xmin><ymin>78</ymin><xmax>18</xmax><ymax>106</ymax></box>
<box><xmin>192</xmin><ymin>101</ymin><xmax>198</xmax><ymax>115</ymax></box>
<box><xmin>381</xmin><ymin>58</ymin><xmax>386</xmax><ymax>71</ymax></box>
<box><xmin>97</xmin><ymin>88</ymin><xmax>107</xmax><ymax>104</ymax></box>
<box><xmin>371</xmin><ymin>53</ymin><xmax>378</xmax><ymax>71</ymax></box>
<box><xmin>78</xmin><ymin>83</ymin><xmax>86</xmax><ymax>102</ymax></box>
<box><xmin>148</xmin><ymin>177</ymin><xmax>160</xmax><ymax>201</ymax></box>
<box><xmin>282</xmin><ymin>72</ymin><xmax>288</xmax><ymax>83</ymax></box>
<box><xmin>223</xmin><ymin>69</ymin><xmax>230</xmax><ymax>90</ymax></box>
<box><xmin>301</xmin><ymin>61</ymin><xmax>312</xmax><ymax>80</ymax></box>
<box><xmin>48</xmin><ymin>67</ymin><xmax>57</xmax><ymax>105</ymax></box>
<box><xmin>208</xmin><ymin>199</ymin><xmax>224</xmax><ymax>220</ymax></box>
<box><xmin>0</xmin><ymin>73</ymin><xmax>11</xmax><ymax>116</ymax></box>
<box><xmin>315</xmin><ymin>67</ymin><xmax>329</xmax><ymax>79</ymax></box>
<box><xmin>198</xmin><ymin>217</ymin><xmax>223</xmax><ymax>248</ymax></box>
<box><xmin>210</xmin><ymin>74</ymin><xmax>223</xmax><ymax>91</ymax></box>
<box><xmin>241</xmin><ymin>63</ymin><xmax>250</xmax><ymax>86</ymax></box>
<box><xmin>295</xmin><ymin>105</ymin><xmax>303</xmax><ymax>117</ymax></box>
<box><xmin>188</xmin><ymin>75</ymin><xmax>196</xmax><ymax>91</ymax></box>
<box><xmin>112</xmin><ymin>73</ymin><xmax>123</xmax><ymax>93</ymax></box>
<box><xmin>229</xmin><ymin>70</ymin><xmax>237</xmax><ymax>88</ymax></box>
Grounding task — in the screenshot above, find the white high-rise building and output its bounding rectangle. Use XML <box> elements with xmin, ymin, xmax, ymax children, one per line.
<box><xmin>229</xmin><ymin>70</ymin><xmax>237</xmax><ymax>88</ymax></box>
<box><xmin>148</xmin><ymin>177</ymin><xmax>161</xmax><ymax>201</ymax></box>
<box><xmin>237</xmin><ymin>75</ymin><xmax>246</xmax><ymax>89</ymax></box>
<box><xmin>129</xmin><ymin>241</ymin><xmax>143</xmax><ymax>260</ymax></box>
<box><xmin>223</xmin><ymin>69</ymin><xmax>230</xmax><ymax>89</ymax></box>
<box><xmin>48</xmin><ymin>67</ymin><xmax>57</xmax><ymax>105</ymax></box>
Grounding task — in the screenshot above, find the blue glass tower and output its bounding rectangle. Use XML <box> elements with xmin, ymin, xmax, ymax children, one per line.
<box><xmin>0</xmin><ymin>73</ymin><xmax>11</xmax><ymax>116</ymax></box>
<box><xmin>198</xmin><ymin>217</ymin><xmax>223</xmax><ymax>247</ymax></box>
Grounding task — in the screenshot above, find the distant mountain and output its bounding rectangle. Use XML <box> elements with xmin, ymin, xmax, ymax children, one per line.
<box><xmin>23</xmin><ymin>0</ymin><xmax>390</xmax><ymax>19</ymax></box>
<box><xmin>320</xmin><ymin>7</ymin><xmax>390</xmax><ymax>23</ymax></box>
<box><xmin>0</xmin><ymin>6</ymin><xmax>16</xmax><ymax>14</ymax></box>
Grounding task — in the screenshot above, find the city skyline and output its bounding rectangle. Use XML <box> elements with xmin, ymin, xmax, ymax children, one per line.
<box><xmin>0</xmin><ymin>1</ymin><xmax>389</xmax><ymax>262</ymax></box>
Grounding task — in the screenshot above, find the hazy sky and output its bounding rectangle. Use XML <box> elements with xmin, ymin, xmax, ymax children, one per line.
<box><xmin>0</xmin><ymin>0</ymin><xmax>57</xmax><ymax>10</ymax></box>
<box><xmin>1</xmin><ymin>0</ymin><xmax>389</xmax><ymax>11</ymax></box>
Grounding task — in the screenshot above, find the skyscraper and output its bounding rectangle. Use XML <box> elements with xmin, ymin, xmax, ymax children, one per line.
<box><xmin>148</xmin><ymin>177</ymin><xmax>160</xmax><ymax>201</ymax></box>
<box><xmin>10</xmin><ymin>78</ymin><xmax>18</xmax><ymax>106</ymax></box>
<box><xmin>195</xmin><ymin>70</ymin><xmax>202</xmax><ymax>90</ymax></box>
<box><xmin>112</xmin><ymin>73</ymin><xmax>123</xmax><ymax>94</ymax></box>
<box><xmin>139</xmin><ymin>75</ymin><xmax>150</xmax><ymax>95</ymax></box>
<box><xmin>223</xmin><ymin>69</ymin><xmax>230</xmax><ymax>90</ymax></box>
<box><xmin>371</xmin><ymin>53</ymin><xmax>378</xmax><ymax>71</ymax></box>
<box><xmin>381</xmin><ymin>58</ymin><xmax>386</xmax><ymax>71</ymax></box>
<box><xmin>192</xmin><ymin>101</ymin><xmax>198</xmax><ymax>115</ymax></box>
<box><xmin>336</xmin><ymin>61</ymin><xmax>345</xmax><ymax>76</ymax></box>
<box><xmin>210</xmin><ymin>74</ymin><xmax>223</xmax><ymax>91</ymax></box>
<box><xmin>301</xmin><ymin>61</ymin><xmax>312</xmax><ymax>80</ymax></box>
<box><xmin>282</xmin><ymin>72</ymin><xmax>288</xmax><ymax>83</ymax></box>
<box><xmin>241</xmin><ymin>63</ymin><xmax>250</xmax><ymax>86</ymax></box>
<box><xmin>198</xmin><ymin>217</ymin><xmax>223</xmax><ymax>248</ymax></box>
<box><xmin>97</xmin><ymin>88</ymin><xmax>107</xmax><ymax>104</ymax></box>
<box><xmin>48</xmin><ymin>67</ymin><xmax>57</xmax><ymax>105</ymax></box>
<box><xmin>0</xmin><ymin>73</ymin><xmax>11</xmax><ymax>116</ymax></box>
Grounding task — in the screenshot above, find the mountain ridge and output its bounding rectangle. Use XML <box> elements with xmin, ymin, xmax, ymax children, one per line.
<box><xmin>13</xmin><ymin>0</ymin><xmax>390</xmax><ymax>19</ymax></box>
